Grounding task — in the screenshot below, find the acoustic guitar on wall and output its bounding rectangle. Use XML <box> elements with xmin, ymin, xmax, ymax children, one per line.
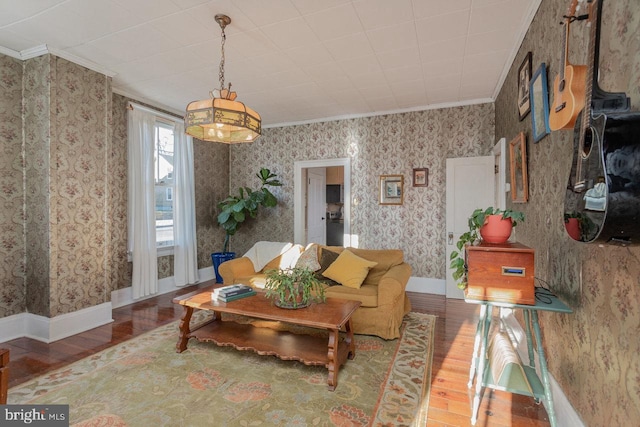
<box><xmin>548</xmin><ymin>0</ymin><xmax>587</xmax><ymax>131</ymax></box>
<box><xmin>564</xmin><ymin>0</ymin><xmax>640</xmax><ymax>245</ymax></box>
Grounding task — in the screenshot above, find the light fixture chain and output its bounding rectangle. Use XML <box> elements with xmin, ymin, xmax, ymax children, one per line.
<box><xmin>219</xmin><ymin>25</ymin><xmax>226</xmax><ymax>90</ymax></box>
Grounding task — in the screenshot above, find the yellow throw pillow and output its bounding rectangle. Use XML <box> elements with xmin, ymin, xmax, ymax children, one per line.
<box><xmin>322</xmin><ymin>249</ymin><xmax>378</xmax><ymax>289</ymax></box>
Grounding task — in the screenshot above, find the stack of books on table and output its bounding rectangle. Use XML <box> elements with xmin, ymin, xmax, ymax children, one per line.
<box><xmin>212</xmin><ymin>284</ymin><xmax>256</xmax><ymax>302</ymax></box>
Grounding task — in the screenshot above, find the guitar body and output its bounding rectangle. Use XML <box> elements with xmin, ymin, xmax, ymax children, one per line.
<box><xmin>564</xmin><ymin>110</ymin><xmax>640</xmax><ymax>244</ymax></box>
<box><xmin>549</xmin><ymin>63</ymin><xmax>587</xmax><ymax>130</ymax></box>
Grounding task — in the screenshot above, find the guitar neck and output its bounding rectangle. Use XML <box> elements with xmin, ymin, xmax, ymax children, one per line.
<box><xmin>588</xmin><ymin>0</ymin><xmax>630</xmax><ymax>112</ymax></box>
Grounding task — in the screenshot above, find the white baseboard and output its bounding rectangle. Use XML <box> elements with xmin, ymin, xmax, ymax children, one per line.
<box><xmin>111</xmin><ymin>266</ymin><xmax>215</xmax><ymax>309</ymax></box>
<box><xmin>0</xmin><ymin>266</ymin><xmax>216</xmax><ymax>344</ymax></box>
<box><xmin>501</xmin><ymin>311</ymin><xmax>584</xmax><ymax>426</ymax></box>
<box><xmin>0</xmin><ymin>302</ymin><xmax>113</xmax><ymax>344</ymax></box>
<box><xmin>406</xmin><ymin>276</ymin><xmax>445</xmax><ymax>295</ymax></box>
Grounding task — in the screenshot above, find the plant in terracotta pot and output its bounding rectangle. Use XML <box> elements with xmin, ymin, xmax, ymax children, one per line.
<box><xmin>264</xmin><ymin>267</ymin><xmax>326</xmax><ymax>309</ymax></box>
<box><xmin>450</xmin><ymin>207</ymin><xmax>525</xmax><ymax>289</ymax></box>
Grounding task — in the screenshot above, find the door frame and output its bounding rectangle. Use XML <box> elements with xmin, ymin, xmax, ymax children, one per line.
<box><xmin>294</xmin><ymin>158</ymin><xmax>351</xmax><ymax>246</ymax></box>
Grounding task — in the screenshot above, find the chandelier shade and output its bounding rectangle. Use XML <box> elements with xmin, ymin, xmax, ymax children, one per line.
<box><xmin>184</xmin><ymin>14</ymin><xmax>261</xmax><ymax>144</ymax></box>
<box><xmin>185</xmin><ymin>97</ymin><xmax>261</xmax><ymax>143</ymax></box>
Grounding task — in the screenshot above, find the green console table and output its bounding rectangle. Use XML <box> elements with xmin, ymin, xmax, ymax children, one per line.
<box><xmin>465</xmin><ymin>290</ymin><xmax>572</xmax><ymax>427</ymax></box>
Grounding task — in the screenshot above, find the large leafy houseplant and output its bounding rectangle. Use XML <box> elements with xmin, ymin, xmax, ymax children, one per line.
<box><xmin>217</xmin><ymin>168</ymin><xmax>282</xmax><ymax>252</ymax></box>
<box><xmin>449</xmin><ymin>207</ymin><xmax>525</xmax><ymax>290</ymax></box>
<box><xmin>264</xmin><ymin>267</ymin><xmax>327</xmax><ymax>309</ymax></box>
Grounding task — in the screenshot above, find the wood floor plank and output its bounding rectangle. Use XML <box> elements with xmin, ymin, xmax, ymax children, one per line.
<box><xmin>3</xmin><ymin>286</ymin><xmax>550</xmax><ymax>425</ymax></box>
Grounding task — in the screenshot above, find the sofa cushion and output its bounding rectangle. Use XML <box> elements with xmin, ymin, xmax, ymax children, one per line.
<box><xmin>295</xmin><ymin>243</ymin><xmax>321</xmax><ymax>271</ymax></box>
<box><xmin>322</xmin><ymin>250</ymin><xmax>378</xmax><ymax>289</ymax></box>
<box><xmin>347</xmin><ymin>248</ymin><xmax>404</xmax><ymax>286</ymax></box>
<box><xmin>313</xmin><ymin>248</ymin><xmax>341</xmax><ymax>286</ymax></box>
<box><xmin>325</xmin><ymin>284</ymin><xmax>378</xmax><ymax>307</ymax></box>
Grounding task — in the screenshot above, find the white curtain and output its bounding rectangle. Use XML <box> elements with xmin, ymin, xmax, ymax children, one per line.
<box><xmin>128</xmin><ymin>108</ymin><xmax>158</xmax><ymax>299</ymax></box>
<box><xmin>173</xmin><ymin>123</ymin><xmax>199</xmax><ymax>286</ymax></box>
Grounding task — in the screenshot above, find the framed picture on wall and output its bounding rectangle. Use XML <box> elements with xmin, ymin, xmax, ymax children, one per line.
<box><xmin>509</xmin><ymin>132</ymin><xmax>529</xmax><ymax>203</ymax></box>
<box><xmin>530</xmin><ymin>63</ymin><xmax>551</xmax><ymax>143</ymax></box>
<box><xmin>413</xmin><ymin>168</ymin><xmax>428</xmax><ymax>187</ymax></box>
<box><xmin>517</xmin><ymin>52</ymin><xmax>532</xmax><ymax>121</ymax></box>
<box><xmin>379</xmin><ymin>175</ymin><xmax>404</xmax><ymax>205</ymax></box>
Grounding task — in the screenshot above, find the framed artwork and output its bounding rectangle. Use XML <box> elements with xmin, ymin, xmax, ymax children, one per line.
<box><xmin>517</xmin><ymin>51</ymin><xmax>532</xmax><ymax>121</ymax></box>
<box><xmin>412</xmin><ymin>168</ymin><xmax>428</xmax><ymax>187</ymax></box>
<box><xmin>509</xmin><ymin>132</ymin><xmax>529</xmax><ymax>203</ymax></box>
<box><xmin>530</xmin><ymin>62</ymin><xmax>551</xmax><ymax>143</ymax></box>
<box><xmin>379</xmin><ymin>175</ymin><xmax>404</xmax><ymax>205</ymax></box>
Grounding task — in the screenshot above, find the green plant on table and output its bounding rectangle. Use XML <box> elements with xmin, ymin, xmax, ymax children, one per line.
<box><xmin>217</xmin><ymin>168</ymin><xmax>282</xmax><ymax>253</ymax></box>
<box><xmin>449</xmin><ymin>207</ymin><xmax>525</xmax><ymax>290</ymax></box>
<box><xmin>264</xmin><ymin>267</ymin><xmax>326</xmax><ymax>309</ymax></box>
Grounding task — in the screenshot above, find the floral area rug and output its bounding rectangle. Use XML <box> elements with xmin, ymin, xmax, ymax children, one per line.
<box><xmin>9</xmin><ymin>311</ymin><xmax>435</xmax><ymax>427</ymax></box>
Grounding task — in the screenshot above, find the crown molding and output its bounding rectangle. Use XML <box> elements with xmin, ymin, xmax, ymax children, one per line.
<box><xmin>264</xmin><ymin>98</ymin><xmax>494</xmax><ymax>129</ymax></box>
<box><xmin>0</xmin><ymin>43</ymin><xmax>116</xmax><ymax>77</ymax></box>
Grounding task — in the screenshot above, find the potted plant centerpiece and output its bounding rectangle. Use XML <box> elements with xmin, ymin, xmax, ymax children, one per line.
<box><xmin>264</xmin><ymin>267</ymin><xmax>327</xmax><ymax>309</ymax></box>
<box><xmin>450</xmin><ymin>207</ymin><xmax>525</xmax><ymax>289</ymax></box>
<box><xmin>212</xmin><ymin>168</ymin><xmax>282</xmax><ymax>282</ymax></box>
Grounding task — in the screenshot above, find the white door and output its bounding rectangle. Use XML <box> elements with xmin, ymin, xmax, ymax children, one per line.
<box><xmin>307</xmin><ymin>168</ymin><xmax>326</xmax><ymax>244</ymax></box>
<box><xmin>445</xmin><ymin>156</ymin><xmax>495</xmax><ymax>299</ymax></box>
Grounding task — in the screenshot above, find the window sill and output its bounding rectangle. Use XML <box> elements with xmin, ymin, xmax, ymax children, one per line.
<box><xmin>127</xmin><ymin>245</ymin><xmax>175</xmax><ymax>262</ymax></box>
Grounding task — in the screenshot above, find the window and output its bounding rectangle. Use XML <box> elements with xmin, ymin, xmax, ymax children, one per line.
<box><xmin>154</xmin><ymin>121</ymin><xmax>174</xmax><ymax>249</ymax></box>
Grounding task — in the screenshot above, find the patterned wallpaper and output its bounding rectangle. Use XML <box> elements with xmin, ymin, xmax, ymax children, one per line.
<box><xmin>229</xmin><ymin>104</ymin><xmax>495</xmax><ymax>279</ymax></box>
<box><xmin>23</xmin><ymin>55</ymin><xmax>52</xmax><ymax>316</ymax></box>
<box><xmin>0</xmin><ymin>54</ymin><xmax>25</xmax><ymax>318</ymax></box>
<box><xmin>494</xmin><ymin>0</ymin><xmax>640</xmax><ymax>424</ymax></box>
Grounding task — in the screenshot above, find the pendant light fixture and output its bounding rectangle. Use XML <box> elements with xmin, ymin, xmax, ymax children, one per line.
<box><xmin>185</xmin><ymin>14</ymin><xmax>261</xmax><ymax>144</ymax></box>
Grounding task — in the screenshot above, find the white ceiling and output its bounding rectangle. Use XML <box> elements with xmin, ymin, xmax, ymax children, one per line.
<box><xmin>0</xmin><ymin>0</ymin><xmax>540</xmax><ymax>128</ymax></box>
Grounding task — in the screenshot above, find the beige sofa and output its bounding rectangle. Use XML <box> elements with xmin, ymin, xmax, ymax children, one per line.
<box><xmin>218</xmin><ymin>244</ymin><xmax>412</xmax><ymax>340</ymax></box>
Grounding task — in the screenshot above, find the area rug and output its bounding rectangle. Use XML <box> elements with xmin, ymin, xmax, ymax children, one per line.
<box><xmin>8</xmin><ymin>311</ymin><xmax>435</xmax><ymax>427</ymax></box>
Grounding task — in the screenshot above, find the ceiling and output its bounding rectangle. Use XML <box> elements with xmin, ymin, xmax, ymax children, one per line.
<box><xmin>0</xmin><ymin>0</ymin><xmax>540</xmax><ymax>128</ymax></box>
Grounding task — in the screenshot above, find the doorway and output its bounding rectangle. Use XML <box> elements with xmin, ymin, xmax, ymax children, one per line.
<box><xmin>294</xmin><ymin>158</ymin><xmax>351</xmax><ymax>247</ymax></box>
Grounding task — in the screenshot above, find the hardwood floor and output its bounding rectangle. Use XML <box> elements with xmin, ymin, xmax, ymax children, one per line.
<box><xmin>2</xmin><ymin>285</ymin><xmax>550</xmax><ymax>426</ymax></box>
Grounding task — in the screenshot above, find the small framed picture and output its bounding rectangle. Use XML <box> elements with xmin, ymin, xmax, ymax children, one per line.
<box><xmin>517</xmin><ymin>52</ymin><xmax>532</xmax><ymax>121</ymax></box>
<box><xmin>413</xmin><ymin>168</ymin><xmax>428</xmax><ymax>187</ymax></box>
<box><xmin>530</xmin><ymin>63</ymin><xmax>551</xmax><ymax>143</ymax></box>
<box><xmin>379</xmin><ymin>175</ymin><xmax>404</xmax><ymax>205</ymax></box>
<box><xmin>509</xmin><ymin>132</ymin><xmax>529</xmax><ymax>203</ymax></box>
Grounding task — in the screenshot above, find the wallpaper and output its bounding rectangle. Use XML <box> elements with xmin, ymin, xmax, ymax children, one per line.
<box><xmin>0</xmin><ymin>54</ymin><xmax>25</xmax><ymax>318</ymax></box>
<box><xmin>229</xmin><ymin>103</ymin><xmax>495</xmax><ymax>279</ymax></box>
<box><xmin>494</xmin><ymin>0</ymin><xmax>640</xmax><ymax>424</ymax></box>
<box><xmin>23</xmin><ymin>55</ymin><xmax>52</xmax><ymax>316</ymax></box>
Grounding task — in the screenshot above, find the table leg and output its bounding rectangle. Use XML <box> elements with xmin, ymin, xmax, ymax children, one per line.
<box><xmin>471</xmin><ymin>305</ymin><xmax>493</xmax><ymax>426</ymax></box>
<box><xmin>523</xmin><ymin>309</ymin><xmax>535</xmax><ymax>367</ymax></box>
<box><xmin>345</xmin><ymin>319</ymin><xmax>356</xmax><ymax>360</ymax></box>
<box><xmin>326</xmin><ymin>328</ymin><xmax>340</xmax><ymax>391</ymax></box>
<box><xmin>531</xmin><ymin>310</ymin><xmax>557</xmax><ymax>427</ymax></box>
<box><xmin>468</xmin><ymin>304</ymin><xmax>488</xmax><ymax>388</ymax></box>
<box><xmin>175</xmin><ymin>306</ymin><xmax>194</xmax><ymax>353</ymax></box>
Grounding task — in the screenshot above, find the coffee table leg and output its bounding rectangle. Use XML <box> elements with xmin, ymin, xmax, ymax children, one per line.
<box><xmin>327</xmin><ymin>328</ymin><xmax>340</xmax><ymax>391</ymax></box>
<box><xmin>176</xmin><ymin>306</ymin><xmax>194</xmax><ymax>353</ymax></box>
<box><xmin>345</xmin><ymin>319</ymin><xmax>356</xmax><ymax>360</ymax></box>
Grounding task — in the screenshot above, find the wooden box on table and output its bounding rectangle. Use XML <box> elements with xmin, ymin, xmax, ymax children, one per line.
<box><xmin>465</xmin><ymin>242</ymin><xmax>535</xmax><ymax>305</ymax></box>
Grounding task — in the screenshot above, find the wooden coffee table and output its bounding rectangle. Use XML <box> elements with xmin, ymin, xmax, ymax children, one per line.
<box><xmin>172</xmin><ymin>286</ymin><xmax>361</xmax><ymax>391</ymax></box>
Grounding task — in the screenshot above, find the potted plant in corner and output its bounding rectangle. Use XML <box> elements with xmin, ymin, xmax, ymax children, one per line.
<box><xmin>450</xmin><ymin>207</ymin><xmax>525</xmax><ymax>289</ymax></box>
<box><xmin>212</xmin><ymin>168</ymin><xmax>282</xmax><ymax>283</ymax></box>
<box><xmin>264</xmin><ymin>267</ymin><xmax>327</xmax><ymax>309</ymax></box>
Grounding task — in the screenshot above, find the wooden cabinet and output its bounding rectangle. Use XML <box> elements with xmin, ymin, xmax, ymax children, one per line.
<box><xmin>465</xmin><ymin>242</ymin><xmax>535</xmax><ymax>305</ymax></box>
<box><xmin>326</xmin><ymin>166</ymin><xmax>344</xmax><ymax>185</ymax></box>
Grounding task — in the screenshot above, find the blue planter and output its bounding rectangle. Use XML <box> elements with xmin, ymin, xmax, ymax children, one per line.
<box><xmin>211</xmin><ymin>252</ymin><xmax>236</xmax><ymax>283</ymax></box>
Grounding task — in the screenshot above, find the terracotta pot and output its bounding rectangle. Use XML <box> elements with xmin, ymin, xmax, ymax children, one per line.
<box><xmin>480</xmin><ymin>214</ymin><xmax>513</xmax><ymax>244</ymax></box>
<box><xmin>565</xmin><ymin>218</ymin><xmax>581</xmax><ymax>241</ymax></box>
